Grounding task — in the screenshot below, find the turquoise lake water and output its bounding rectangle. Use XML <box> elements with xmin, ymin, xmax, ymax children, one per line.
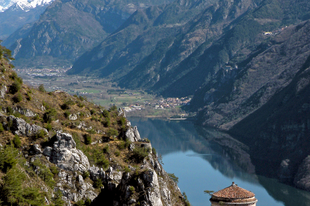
<box><xmin>129</xmin><ymin>118</ymin><xmax>310</xmax><ymax>206</ymax></box>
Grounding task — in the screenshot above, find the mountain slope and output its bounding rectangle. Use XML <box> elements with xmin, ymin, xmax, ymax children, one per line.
<box><xmin>7</xmin><ymin>0</ymin><xmax>174</xmax><ymax>68</ymax></box>
<box><xmin>68</xmin><ymin>0</ymin><xmax>310</xmax><ymax>98</ymax></box>
<box><xmin>67</xmin><ymin>0</ymin><xmax>218</xmax><ymax>77</ymax></box>
<box><xmin>189</xmin><ymin>19</ymin><xmax>310</xmax><ymax>190</ymax></box>
<box><xmin>0</xmin><ymin>44</ymin><xmax>187</xmax><ymax>205</ymax></box>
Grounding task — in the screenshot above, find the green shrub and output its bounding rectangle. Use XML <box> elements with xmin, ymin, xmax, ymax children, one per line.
<box><xmin>1</xmin><ymin>166</ymin><xmax>25</xmax><ymax>204</ymax></box>
<box><xmin>84</xmin><ymin>134</ymin><xmax>92</xmax><ymax>145</ymax></box>
<box><xmin>43</xmin><ymin>108</ymin><xmax>57</xmax><ymax>123</ymax></box>
<box><xmin>85</xmin><ymin>198</ymin><xmax>91</xmax><ymax>206</ymax></box>
<box><xmin>32</xmin><ymin>159</ymin><xmax>55</xmax><ymax>188</ymax></box>
<box><xmin>102</xmin><ymin>145</ymin><xmax>109</xmax><ymax>153</ymax></box>
<box><xmin>12</xmin><ymin>135</ymin><xmax>21</xmax><ymax>148</ymax></box>
<box><xmin>50</xmin><ymin>165</ymin><xmax>59</xmax><ymax>176</ymax></box>
<box><xmin>152</xmin><ymin>147</ymin><xmax>157</xmax><ymax>156</ymax></box>
<box><xmin>114</xmin><ymin>150</ymin><xmax>120</xmax><ymax>157</ymax></box>
<box><xmin>45</xmin><ymin>123</ymin><xmax>52</xmax><ymax>131</ymax></box>
<box><xmin>0</xmin><ymin>144</ymin><xmax>18</xmax><ymax>172</ymax></box>
<box><xmin>124</xmin><ymin>166</ymin><xmax>131</xmax><ymax>173</ymax></box>
<box><xmin>118</xmin><ymin>139</ymin><xmax>131</xmax><ymax>150</ymax></box>
<box><xmin>9</xmin><ymin>72</ymin><xmax>22</xmax><ymax>84</ymax></box>
<box><xmin>87</xmin><ymin>128</ymin><xmax>96</xmax><ymax>134</ymax></box>
<box><xmin>168</xmin><ymin>173</ymin><xmax>179</xmax><ymax>184</ymax></box>
<box><xmin>107</xmin><ymin>128</ymin><xmax>118</xmax><ymax>137</ymax></box>
<box><xmin>118</xmin><ymin>117</ymin><xmax>126</xmax><ymax>126</ymax></box>
<box><xmin>12</xmin><ymin>92</ymin><xmax>22</xmax><ymax>103</ymax></box>
<box><xmin>61</xmin><ymin>100</ymin><xmax>75</xmax><ymax>110</ymax></box>
<box><xmin>90</xmin><ymin>109</ymin><xmax>95</xmax><ymax>115</ymax></box>
<box><xmin>109</xmin><ymin>105</ymin><xmax>117</xmax><ymax>111</ymax></box>
<box><xmin>0</xmin><ymin>122</ymin><xmax>4</xmax><ymax>132</ymax></box>
<box><xmin>7</xmin><ymin>106</ymin><xmax>13</xmax><ymax>115</ymax></box>
<box><xmin>38</xmin><ymin>84</ymin><xmax>46</xmax><ymax>92</ymax></box>
<box><xmin>82</xmin><ymin>171</ymin><xmax>89</xmax><ymax>179</ymax></box>
<box><xmin>64</xmin><ymin>111</ymin><xmax>71</xmax><ymax>118</ymax></box>
<box><xmin>93</xmin><ymin>178</ymin><xmax>103</xmax><ymax>188</ymax></box>
<box><xmin>132</xmin><ymin>147</ymin><xmax>149</xmax><ymax>163</ymax></box>
<box><xmin>42</xmin><ymin>101</ymin><xmax>50</xmax><ymax>110</ymax></box>
<box><xmin>9</xmin><ymin>81</ymin><xmax>21</xmax><ymax>94</ymax></box>
<box><xmin>102</xmin><ymin>110</ymin><xmax>110</xmax><ymax>118</ymax></box>
<box><xmin>93</xmin><ymin>151</ymin><xmax>109</xmax><ymax>169</ymax></box>
<box><xmin>102</xmin><ymin>119</ymin><xmax>111</xmax><ymax>127</ymax></box>
<box><xmin>26</xmin><ymin>91</ymin><xmax>32</xmax><ymax>101</ymax></box>
<box><xmin>35</xmin><ymin>129</ymin><xmax>47</xmax><ymax>139</ymax></box>
<box><xmin>53</xmin><ymin>190</ymin><xmax>65</xmax><ymax>206</ymax></box>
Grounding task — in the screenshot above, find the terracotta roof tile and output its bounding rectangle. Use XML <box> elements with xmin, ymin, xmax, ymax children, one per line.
<box><xmin>212</xmin><ymin>182</ymin><xmax>255</xmax><ymax>199</ymax></box>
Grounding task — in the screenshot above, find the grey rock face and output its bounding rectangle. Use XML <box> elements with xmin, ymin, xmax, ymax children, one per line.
<box><xmin>125</xmin><ymin>126</ymin><xmax>141</xmax><ymax>142</ymax></box>
<box><xmin>45</xmin><ymin>132</ymin><xmax>90</xmax><ymax>172</ymax></box>
<box><xmin>88</xmin><ymin>166</ymin><xmax>105</xmax><ymax>181</ymax></box>
<box><xmin>7</xmin><ymin>115</ymin><xmax>48</xmax><ymax>137</ymax></box>
<box><xmin>294</xmin><ymin>156</ymin><xmax>310</xmax><ymax>191</ymax></box>
<box><xmin>0</xmin><ymin>85</ymin><xmax>7</xmax><ymax>98</ymax></box>
<box><xmin>142</xmin><ymin>169</ymin><xmax>163</xmax><ymax>206</ymax></box>
<box><xmin>13</xmin><ymin>106</ymin><xmax>36</xmax><ymax>117</ymax></box>
<box><xmin>57</xmin><ymin>171</ymin><xmax>97</xmax><ymax>203</ymax></box>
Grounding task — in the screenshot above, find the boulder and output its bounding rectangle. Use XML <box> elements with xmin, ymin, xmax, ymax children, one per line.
<box><xmin>7</xmin><ymin>115</ymin><xmax>48</xmax><ymax>137</ymax></box>
<box><xmin>142</xmin><ymin>169</ymin><xmax>163</xmax><ymax>206</ymax></box>
<box><xmin>13</xmin><ymin>107</ymin><xmax>36</xmax><ymax>117</ymax></box>
<box><xmin>125</xmin><ymin>126</ymin><xmax>141</xmax><ymax>142</ymax></box>
<box><xmin>0</xmin><ymin>85</ymin><xmax>7</xmax><ymax>98</ymax></box>
<box><xmin>46</xmin><ymin>132</ymin><xmax>90</xmax><ymax>172</ymax></box>
<box><xmin>69</xmin><ymin>114</ymin><xmax>78</xmax><ymax>121</ymax></box>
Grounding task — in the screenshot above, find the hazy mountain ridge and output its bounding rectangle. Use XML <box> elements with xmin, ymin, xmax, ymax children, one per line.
<box><xmin>67</xmin><ymin>0</ymin><xmax>218</xmax><ymax>77</ymax></box>
<box><xmin>69</xmin><ymin>0</ymin><xmax>310</xmax><ymax>97</ymax></box>
<box><xmin>0</xmin><ymin>0</ymin><xmax>53</xmax><ymax>40</ymax></box>
<box><xmin>7</xmin><ymin>0</ymin><xmax>174</xmax><ymax>68</ymax></box>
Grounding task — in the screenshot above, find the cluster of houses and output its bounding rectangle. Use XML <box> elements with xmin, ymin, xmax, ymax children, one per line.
<box><xmin>122</xmin><ymin>97</ymin><xmax>191</xmax><ymax>113</ymax></box>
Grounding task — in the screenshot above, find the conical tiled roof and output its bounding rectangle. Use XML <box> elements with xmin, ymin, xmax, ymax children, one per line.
<box><xmin>212</xmin><ymin>182</ymin><xmax>255</xmax><ymax>199</ymax></box>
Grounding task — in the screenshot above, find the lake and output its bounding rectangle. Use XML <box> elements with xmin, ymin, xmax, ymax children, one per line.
<box><xmin>129</xmin><ymin>118</ymin><xmax>310</xmax><ymax>206</ymax></box>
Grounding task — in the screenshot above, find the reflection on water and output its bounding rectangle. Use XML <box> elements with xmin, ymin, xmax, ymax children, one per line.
<box><xmin>129</xmin><ymin>118</ymin><xmax>310</xmax><ymax>206</ymax></box>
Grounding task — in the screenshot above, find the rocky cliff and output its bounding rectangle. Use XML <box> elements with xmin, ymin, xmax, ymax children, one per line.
<box><xmin>0</xmin><ymin>44</ymin><xmax>187</xmax><ymax>205</ymax></box>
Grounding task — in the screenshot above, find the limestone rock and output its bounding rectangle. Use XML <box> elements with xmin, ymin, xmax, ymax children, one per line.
<box><xmin>294</xmin><ymin>156</ymin><xmax>310</xmax><ymax>191</ymax></box>
<box><xmin>142</xmin><ymin>169</ymin><xmax>163</xmax><ymax>206</ymax></box>
<box><xmin>0</xmin><ymin>85</ymin><xmax>7</xmax><ymax>98</ymax></box>
<box><xmin>125</xmin><ymin>126</ymin><xmax>141</xmax><ymax>142</ymax></box>
<box><xmin>13</xmin><ymin>106</ymin><xmax>36</xmax><ymax>117</ymax></box>
<box><xmin>7</xmin><ymin>115</ymin><xmax>47</xmax><ymax>137</ymax></box>
<box><xmin>69</xmin><ymin>114</ymin><xmax>78</xmax><ymax>121</ymax></box>
<box><xmin>88</xmin><ymin>166</ymin><xmax>105</xmax><ymax>181</ymax></box>
<box><xmin>46</xmin><ymin>132</ymin><xmax>90</xmax><ymax>172</ymax></box>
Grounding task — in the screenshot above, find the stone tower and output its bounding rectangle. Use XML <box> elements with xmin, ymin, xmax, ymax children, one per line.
<box><xmin>210</xmin><ymin>182</ymin><xmax>257</xmax><ymax>206</ymax></box>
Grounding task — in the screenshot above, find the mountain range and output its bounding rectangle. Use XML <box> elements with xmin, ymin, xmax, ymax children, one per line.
<box><xmin>5</xmin><ymin>0</ymin><xmax>174</xmax><ymax>68</ymax></box>
<box><xmin>4</xmin><ymin>0</ymin><xmax>310</xmax><ymax>191</ymax></box>
<box><xmin>0</xmin><ymin>0</ymin><xmax>53</xmax><ymax>40</ymax></box>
